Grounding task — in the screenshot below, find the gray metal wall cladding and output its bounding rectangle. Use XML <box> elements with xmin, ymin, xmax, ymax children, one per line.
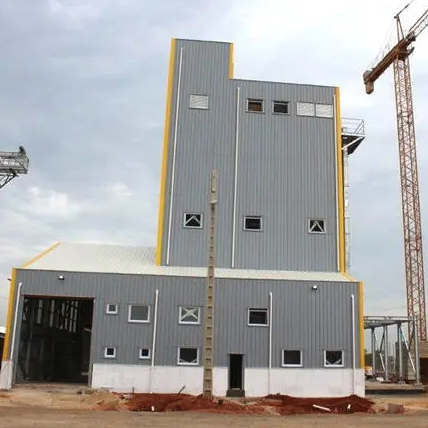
<box><xmin>11</xmin><ymin>269</ymin><xmax>362</xmax><ymax>371</ymax></box>
<box><xmin>160</xmin><ymin>39</ymin><xmax>339</xmax><ymax>272</ymax></box>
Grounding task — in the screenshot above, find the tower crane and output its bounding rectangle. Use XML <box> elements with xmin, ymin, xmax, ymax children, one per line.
<box><xmin>363</xmin><ymin>4</ymin><xmax>428</xmax><ymax>341</ymax></box>
<box><xmin>0</xmin><ymin>146</ymin><xmax>29</xmax><ymax>190</ymax></box>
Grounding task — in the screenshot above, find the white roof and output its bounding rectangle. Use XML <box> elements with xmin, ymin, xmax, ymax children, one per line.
<box><xmin>0</xmin><ymin>326</ymin><xmax>5</xmax><ymax>335</ymax></box>
<box><xmin>21</xmin><ymin>242</ymin><xmax>352</xmax><ymax>282</ymax></box>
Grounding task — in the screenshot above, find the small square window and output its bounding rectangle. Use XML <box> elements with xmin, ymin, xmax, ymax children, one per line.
<box><xmin>139</xmin><ymin>348</ymin><xmax>151</xmax><ymax>360</ymax></box>
<box><xmin>248</xmin><ymin>308</ymin><xmax>268</xmax><ymax>326</ymax></box>
<box><xmin>104</xmin><ymin>347</ymin><xmax>116</xmax><ymax>359</ymax></box>
<box><xmin>282</xmin><ymin>350</ymin><xmax>302</xmax><ymax>367</ymax></box>
<box><xmin>183</xmin><ymin>213</ymin><xmax>203</xmax><ymax>229</ymax></box>
<box><xmin>324</xmin><ymin>350</ymin><xmax>344</xmax><ymax>367</ymax></box>
<box><xmin>273</xmin><ymin>101</ymin><xmax>289</xmax><ymax>114</ymax></box>
<box><xmin>106</xmin><ymin>303</ymin><xmax>118</xmax><ymax>315</ymax></box>
<box><xmin>178</xmin><ymin>347</ymin><xmax>199</xmax><ymax>365</ymax></box>
<box><xmin>244</xmin><ymin>216</ymin><xmax>262</xmax><ymax>231</ymax></box>
<box><xmin>190</xmin><ymin>94</ymin><xmax>209</xmax><ymax>110</ymax></box>
<box><xmin>296</xmin><ymin>102</ymin><xmax>315</xmax><ymax>116</ymax></box>
<box><xmin>247</xmin><ymin>99</ymin><xmax>264</xmax><ymax>113</ymax></box>
<box><xmin>128</xmin><ymin>304</ymin><xmax>150</xmax><ymax>323</ymax></box>
<box><xmin>308</xmin><ymin>219</ymin><xmax>326</xmax><ymax>234</ymax></box>
<box><xmin>179</xmin><ymin>306</ymin><xmax>201</xmax><ymax>325</ymax></box>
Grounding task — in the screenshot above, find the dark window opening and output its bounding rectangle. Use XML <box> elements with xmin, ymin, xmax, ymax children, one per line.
<box><xmin>184</xmin><ymin>213</ymin><xmax>203</xmax><ymax>228</ymax></box>
<box><xmin>325</xmin><ymin>350</ymin><xmax>344</xmax><ymax>366</ymax></box>
<box><xmin>282</xmin><ymin>350</ymin><xmax>302</xmax><ymax>366</ymax></box>
<box><xmin>273</xmin><ymin>101</ymin><xmax>289</xmax><ymax>114</ymax></box>
<box><xmin>309</xmin><ymin>219</ymin><xmax>325</xmax><ymax>233</ymax></box>
<box><xmin>139</xmin><ymin>348</ymin><xmax>150</xmax><ymax>359</ymax></box>
<box><xmin>104</xmin><ymin>347</ymin><xmax>116</xmax><ymax>358</ymax></box>
<box><xmin>248</xmin><ymin>308</ymin><xmax>268</xmax><ymax>325</ymax></box>
<box><xmin>247</xmin><ymin>99</ymin><xmax>264</xmax><ymax>112</ymax></box>
<box><xmin>128</xmin><ymin>304</ymin><xmax>149</xmax><ymax>322</ymax></box>
<box><xmin>178</xmin><ymin>347</ymin><xmax>198</xmax><ymax>365</ymax></box>
<box><xmin>244</xmin><ymin>216</ymin><xmax>262</xmax><ymax>231</ymax></box>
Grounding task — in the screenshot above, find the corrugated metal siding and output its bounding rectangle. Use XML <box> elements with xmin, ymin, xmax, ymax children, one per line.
<box><xmin>160</xmin><ymin>39</ymin><xmax>338</xmax><ymax>272</ymax></box>
<box><xmin>12</xmin><ymin>269</ymin><xmax>362</xmax><ymax>370</ymax></box>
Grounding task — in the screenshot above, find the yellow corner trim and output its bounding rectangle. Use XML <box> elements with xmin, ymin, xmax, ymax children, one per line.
<box><xmin>155</xmin><ymin>38</ymin><xmax>177</xmax><ymax>266</ymax></box>
<box><xmin>358</xmin><ymin>281</ymin><xmax>365</xmax><ymax>368</ymax></box>
<box><xmin>335</xmin><ymin>87</ymin><xmax>345</xmax><ymax>273</ymax></box>
<box><xmin>21</xmin><ymin>242</ymin><xmax>61</xmax><ymax>268</ymax></box>
<box><xmin>2</xmin><ymin>268</ymin><xmax>17</xmax><ymax>361</ymax></box>
<box><xmin>228</xmin><ymin>43</ymin><xmax>234</xmax><ymax>79</ymax></box>
<box><xmin>343</xmin><ymin>272</ymin><xmax>357</xmax><ymax>282</ymax></box>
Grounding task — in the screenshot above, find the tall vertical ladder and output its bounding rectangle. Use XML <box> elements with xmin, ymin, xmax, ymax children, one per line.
<box><xmin>202</xmin><ymin>169</ymin><xmax>218</xmax><ymax>399</ymax></box>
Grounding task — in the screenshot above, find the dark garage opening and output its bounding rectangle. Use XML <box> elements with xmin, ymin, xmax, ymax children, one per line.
<box><xmin>16</xmin><ymin>296</ymin><xmax>94</xmax><ymax>384</ymax></box>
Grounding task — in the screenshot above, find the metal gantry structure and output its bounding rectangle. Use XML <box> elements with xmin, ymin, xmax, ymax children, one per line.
<box><xmin>363</xmin><ymin>4</ymin><xmax>428</xmax><ymax>341</ymax></box>
<box><xmin>0</xmin><ymin>146</ymin><xmax>29</xmax><ymax>190</ymax></box>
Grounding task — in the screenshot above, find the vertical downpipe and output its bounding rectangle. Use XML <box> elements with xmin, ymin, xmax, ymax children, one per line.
<box><xmin>351</xmin><ymin>294</ymin><xmax>356</xmax><ymax>395</ymax></box>
<box><xmin>149</xmin><ymin>289</ymin><xmax>160</xmax><ymax>393</ymax></box>
<box><xmin>166</xmin><ymin>47</ymin><xmax>184</xmax><ymax>265</ymax></box>
<box><xmin>343</xmin><ymin>147</ymin><xmax>350</xmax><ymax>272</ymax></box>
<box><xmin>268</xmin><ymin>292</ymin><xmax>273</xmax><ymax>395</ymax></box>
<box><xmin>231</xmin><ymin>86</ymin><xmax>241</xmax><ymax>268</ymax></box>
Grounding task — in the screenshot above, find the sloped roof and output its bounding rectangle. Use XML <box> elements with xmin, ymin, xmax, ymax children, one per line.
<box><xmin>20</xmin><ymin>242</ymin><xmax>353</xmax><ymax>282</ymax></box>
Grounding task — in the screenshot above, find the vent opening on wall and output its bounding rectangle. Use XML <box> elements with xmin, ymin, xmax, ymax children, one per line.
<box><xmin>273</xmin><ymin>101</ymin><xmax>289</xmax><ymax>114</ymax></box>
<box><xmin>189</xmin><ymin>94</ymin><xmax>209</xmax><ymax>110</ymax></box>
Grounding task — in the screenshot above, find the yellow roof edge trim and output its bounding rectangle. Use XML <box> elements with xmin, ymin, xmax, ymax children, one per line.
<box><xmin>228</xmin><ymin>43</ymin><xmax>234</xmax><ymax>79</ymax></box>
<box><xmin>342</xmin><ymin>272</ymin><xmax>358</xmax><ymax>282</ymax></box>
<box><xmin>21</xmin><ymin>242</ymin><xmax>62</xmax><ymax>268</ymax></box>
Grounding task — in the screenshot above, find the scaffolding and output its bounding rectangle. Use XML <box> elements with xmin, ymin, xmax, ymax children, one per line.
<box><xmin>0</xmin><ymin>147</ymin><xmax>29</xmax><ymax>190</ymax></box>
<box><xmin>364</xmin><ymin>316</ymin><xmax>421</xmax><ymax>385</ymax></box>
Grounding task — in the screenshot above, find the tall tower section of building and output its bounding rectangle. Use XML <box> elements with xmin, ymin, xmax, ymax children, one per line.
<box><xmin>156</xmin><ymin>39</ymin><xmax>362</xmax><ymax>273</ymax></box>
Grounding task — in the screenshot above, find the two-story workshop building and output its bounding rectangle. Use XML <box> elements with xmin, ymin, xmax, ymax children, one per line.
<box><xmin>0</xmin><ymin>38</ymin><xmax>366</xmax><ymax>397</ymax></box>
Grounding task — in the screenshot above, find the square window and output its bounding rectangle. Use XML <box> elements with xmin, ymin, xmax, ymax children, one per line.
<box><xmin>128</xmin><ymin>304</ymin><xmax>150</xmax><ymax>323</ymax></box>
<box><xmin>296</xmin><ymin>102</ymin><xmax>315</xmax><ymax>116</ymax></box>
<box><xmin>244</xmin><ymin>216</ymin><xmax>262</xmax><ymax>231</ymax></box>
<box><xmin>104</xmin><ymin>347</ymin><xmax>116</xmax><ymax>359</ymax></box>
<box><xmin>183</xmin><ymin>213</ymin><xmax>203</xmax><ymax>229</ymax></box>
<box><xmin>247</xmin><ymin>99</ymin><xmax>264</xmax><ymax>113</ymax></box>
<box><xmin>315</xmin><ymin>103</ymin><xmax>334</xmax><ymax>118</ymax></box>
<box><xmin>282</xmin><ymin>350</ymin><xmax>302</xmax><ymax>367</ymax></box>
<box><xmin>248</xmin><ymin>308</ymin><xmax>268</xmax><ymax>326</ymax></box>
<box><xmin>179</xmin><ymin>306</ymin><xmax>201</xmax><ymax>325</ymax></box>
<box><xmin>273</xmin><ymin>101</ymin><xmax>289</xmax><ymax>114</ymax></box>
<box><xmin>308</xmin><ymin>219</ymin><xmax>326</xmax><ymax>234</ymax></box>
<box><xmin>178</xmin><ymin>347</ymin><xmax>199</xmax><ymax>365</ymax></box>
<box><xmin>139</xmin><ymin>348</ymin><xmax>151</xmax><ymax>360</ymax></box>
<box><xmin>324</xmin><ymin>350</ymin><xmax>344</xmax><ymax>367</ymax></box>
<box><xmin>190</xmin><ymin>94</ymin><xmax>209</xmax><ymax>110</ymax></box>
<box><xmin>106</xmin><ymin>303</ymin><xmax>118</xmax><ymax>315</ymax></box>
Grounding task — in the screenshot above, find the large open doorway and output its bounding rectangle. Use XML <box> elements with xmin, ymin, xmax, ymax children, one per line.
<box><xmin>227</xmin><ymin>354</ymin><xmax>245</xmax><ymax>397</ymax></box>
<box><xmin>16</xmin><ymin>296</ymin><xmax>94</xmax><ymax>384</ymax></box>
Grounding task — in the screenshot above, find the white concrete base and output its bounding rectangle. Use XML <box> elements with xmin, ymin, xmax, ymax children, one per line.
<box><xmin>91</xmin><ymin>364</ymin><xmax>365</xmax><ymax>397</ymax></box>
<box><xmin>0</xmin><ymin>360</ymin><xmax>13</xmax><ymax>390</ymax></box>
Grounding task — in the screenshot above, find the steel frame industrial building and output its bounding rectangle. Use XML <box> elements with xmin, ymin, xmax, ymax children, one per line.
<box><xmin>0</xmin><ymin>38</ymin><xmax>366</xmax><ymax>397</ymax></box>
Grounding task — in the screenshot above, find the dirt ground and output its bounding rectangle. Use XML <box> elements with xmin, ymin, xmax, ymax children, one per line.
<box><xmin>1</xmin><ymin>386</ymin><xmax>428</xmax><ymax>427</ymax></box>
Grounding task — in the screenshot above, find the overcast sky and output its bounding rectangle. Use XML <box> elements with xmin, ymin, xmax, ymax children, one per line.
<box><xmin>1</xmin><ymin>0</ymin><xmax>428</xmax><ymax>326</ymax></box>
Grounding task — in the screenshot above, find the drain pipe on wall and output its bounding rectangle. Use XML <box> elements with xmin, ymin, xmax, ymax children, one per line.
<box><xmin>350</xmin><ymin>294</ymin><xmax>356</xmax><ymax>395</ymax></box>
<box><xmin>268</xmin><ymin>291</ymin><xmax>273</xmax><ymax>395</ymax></box>
<box><xmin>149</xmin><ymin>289</ymin><xmax>160</xmax><ymax>394</ymax></box>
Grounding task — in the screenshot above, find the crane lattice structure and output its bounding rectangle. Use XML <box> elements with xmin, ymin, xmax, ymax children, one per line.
<box><xmin>363</xmin><ymin>4</ymin><xmax>428</xmax><ymax>341</ymax></box>
<box><xmin>0</xmin><ymin>146</ymin><xmax>29</xmax><ymax>190</ymax></box>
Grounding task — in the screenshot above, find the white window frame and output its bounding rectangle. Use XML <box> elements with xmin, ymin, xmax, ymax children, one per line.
<box><xmin>179</xmin><ymin>306</ymin><xmax>201</xmax><ymax>325</ymax></box>
<box><xmin>246</xmin><ymin>98</ymin><xmax>264</xmax><ymax>113</ymax></box>
<box><xmin>248</xmin><ymin>308</ymin><xmax>269</xmax><ymax>327</ymax></box>
<box><xmin>243</xmin><ymin>215</ymin><xmax>263</xmax><ymax>231</ymax></box>
<box><xmin>177</xmin><ymin>347</ymin><xmax>199</xmax><ymax>366</ymax></box>
<box><xmin>296</xmin><ymin>101</ymin><xmax>315</xmax><ymax>116</ymax></box>
<box><xmin>139</xmin><ymin>348</ymin><xmax>151</xmax><ymax>360</ymax></box>
<box><xmin>189</xmin><ymin>94</ymin><xmax>209</xmax><ymax>110</ymax></box>
<box><xmin>281</xmin><ymin>349</ymin><xmax>303</xmax><ymax>368</ymax></box>
<box><xmin>128</xmin><ymin>304</ymin><xmax>150</xmax><ymax>323</ymax></box>
<box><xmin>323</xmin><ymin>350</ymin><xmax>344</xmax><ymax>368</ymax></box>
<box><xmin>106</xmin><ymin>303</ymin><xmax>118</xmax><ymax>315</ymax></box>
<box><xmin>183</xmin><ymin>213</ymin><xmax>203</xmax><ymax>229</ymax></box>
<box><xmin>104</xmin><ymin>346</ymin><xmax>116</xmax><ymax>359</ymax></box>
<box><xmin>272</xmin><ymin>100</ymin><xmax>290</xmax><ymax>115</ymax></box>
<box><xmin>308</xmin><ymin>219</ymin><xmax>326</xmax><ymax>234</ymax></box>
